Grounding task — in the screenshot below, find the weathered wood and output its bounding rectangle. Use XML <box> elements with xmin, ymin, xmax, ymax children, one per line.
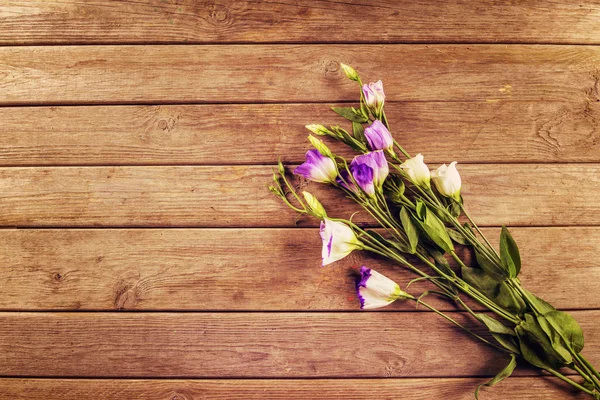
<box><xmin>0</xmin><ymin>227</ymin><xmax>598</xmax><ymax>311</ymax></box>
<box><xmin>2</xmin><ymin>45</ymin><xmax>600</xmax><ymax>105</ymax></box>
<box><xmin>2</xmin><ymin>102</ymin><xmax>600</xmax><ymax>166</ymax></box>
<box><xmin>0</xmin><ymin>377</ymin><xmax>589</xmax><ymax>399</ymax></box>
<box><xmin>2</xmin><ymin>1</ymin><xmax>600</xmax><ymax>45</ymax></box>
<box><xmin>0</xmin><ymin>165</ymin><xmax>598</xmax><ymax>227</ymax></box>
<box><xmin>0</xmin><ymin>311</ymin><xmax>598</xmax><ymax>377</ymax></box>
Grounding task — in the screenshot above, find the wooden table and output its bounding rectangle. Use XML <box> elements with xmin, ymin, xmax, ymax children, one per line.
<box><xmin>1</xmin><ymin>1</ymin><xmax>599</xmax><ymax>398</ymax></box>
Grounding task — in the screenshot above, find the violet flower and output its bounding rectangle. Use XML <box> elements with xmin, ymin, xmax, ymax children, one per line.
<box><xmin>362</xmin><ymin>80</ymin><xmax>385</xmax><ymax>116</ymax></box>
<box><xmin>350</xmin><ymin>150</ymin><xmax>389</xmax><ymax>194</ymax></box>
<box><xmin>294</xmin><ymin>149</ymin><xmax>338</xmax><ymax>183</ymax></box>
<box><xmin>364</xmin><ymin>120</ymin><xmax>393</xmax><ymax>152</ymax></box>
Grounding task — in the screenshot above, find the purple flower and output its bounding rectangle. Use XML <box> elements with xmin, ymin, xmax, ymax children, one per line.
<box><xmin>356</xmin><ymin>266</ymin><xmax>406</xmax><ymax>310</ymax></box>
<box><xmin>350</xmin><ymin>163</ymin><xmax>375</xmax><ymax>196</ymax></box>
<box><xmin>362</xmin><ymin>80</ymin><xmax>385</xmax><ymax>116</ymax></box>
<box><xmin>350</xmin><ymin>150</ymin><xmax>389</xmax><ymax>194</ymax></box>
<box><xmin>294</xmin><ymin>149</ymin><xmax>338</xmax><ymax>183</ymax></box>
<box><xmin>364</xmin><ymin>120</ymin><xmax>393</xmax><ymax>151</ymax></box>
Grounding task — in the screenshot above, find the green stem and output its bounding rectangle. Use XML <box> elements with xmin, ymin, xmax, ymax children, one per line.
<box><xmin>580</xmin><ymin>354</ymin><xmax>600</xmax><ymax>382</ymax></box>
<box><xmin>545</xmin><ymin>368</ymin><xmax>595</xmax><ymax>396</ymax></box>
<box><xmin>460</xmin><ymin>203</ymin><xmax>499</xmax><ymax>261</ymax></box>
<box><xmin>575</xmin><ymin>353</ymin><xmax>600</xmax><ymax>391</ymax></box>
<box><xmin>410</xmin><ymin>297</ymin><xmax>509</xmax><ymax>354</ymax></box>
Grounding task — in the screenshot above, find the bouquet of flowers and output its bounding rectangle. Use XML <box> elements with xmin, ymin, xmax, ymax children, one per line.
<box><xmin>269</xmin><ymin>64</ymin><xmax>600</xmax><ymax>398</ymax></box>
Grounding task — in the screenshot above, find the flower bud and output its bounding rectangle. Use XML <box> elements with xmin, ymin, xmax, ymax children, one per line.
<box><xmin>364</xmin><ymin>120</ymin><xmax>393</xmax><ymax>152</ymax></box>
<box><xmin>302</xmin><ymin>191</ymin><xmax>327</xmax><ymax>219</ymax></box>
<box><xmin>362</xmin><ymin>80</ymin><xmax>385</xmax><ymax>117</ymax></box>
<box><xmin>340</xmin><ymin>63</ymin><xmax>360</xmax><ymax>82</ymax></box>
<box><xmin>305</xmin><ymin>124</ymin><xmax>331</xmax><ymax>136</ymax></box>
<box><xmin>431</xmin><ymin>161</ymin><xmax>462</xmax><ymax>201</ymax></box>
<box><xmin>400</xmin><ymin>154</ymin><xmax>430</xmax><ymax>188</ymax></box>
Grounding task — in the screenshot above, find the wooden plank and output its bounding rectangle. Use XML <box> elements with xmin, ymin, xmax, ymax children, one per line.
<box><xmin>2</xmin><ymin>45</ymin><xmax>600</xmax><ymax>105</ymax></box>
<box><xmin>3</xmin><ymin>101</ymin><xmax>600</xmax><ymax>166</ymax></box>
<box><xmin>2</xmin><ymin>1</ymin><xmax>600</xmax><ymax>45</ymax></box>
<box><xmin>0</xmin><ymin>165</ymin><xmax>598</xmax><ymax>228</ymax></box>
<box><xmin>0</xmin><ymin>311</ymin><xmax>598</xmax><ymax>378</ymax></box>
<box><xmin>0</xmin><ymin>377</ymin><xmax>590</xmax><ymax>399</ymax></box>
<box><xmin>0</xmin><ymin>227</ymin><xmax>598</xmax><ymax>311</ymax></box>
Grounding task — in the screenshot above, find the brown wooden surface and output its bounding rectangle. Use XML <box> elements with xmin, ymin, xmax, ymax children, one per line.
<box><xmin>0</xmin><ymin>378</ymin><xmax>589</xmax><ymax>400</ymax></box>
<box><xmin>2</xmin><ymin>45</ymin><xmax>600</xmax><ymax>105</ymax></box>
<box><xmin>0</xmin><ymin>311</ymin><xmax>598</xmax><ymax>378</ymax></box>
<box><xmin>2</xmin><ymin>102</ymin><xmax>600</xmax><ymax>166</ymax></box>
<box><xmin>1</xmin><ymin>2</ymin><xmax>600</xmax><ymax>399</ymax></box>
<box><xmin>1</xmin><ymin>0</ymin><xmax>600</xmax><ymax>45</ymax></box>
<box><xmin>0</xmin><ymin>227</ymin><xmax>598</xmax><ymax>311</ymax></box>
<box><xmin>0</xmin><ymin>164</ymin><xmax>598</xmax><ymax>227</ymax></box>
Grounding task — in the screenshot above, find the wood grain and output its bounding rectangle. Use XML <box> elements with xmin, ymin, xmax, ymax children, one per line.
<box><xmin>0</xmin><ymin>165</ymin><xmax>598</xmax><ymax>227</ymax></box>
<box><xmin>0</xmin><ymin>311</ymin><xmax>598</xmax><ymax>378</ymax></box>
<box><xmin>2</xmin><ymin>1</ymin><xmax>600</xmax><ymax>45</ymax></box>
<box><xmin>2</xmin><ymin>45</ymin><xmax>600</xmax><ymax>105</ymax></box>
<box><xmin>0</xmin><ymin>227</ymin><xmax>598</xmax><ymax>311</ymax></box>
<box><xmin>0</xmin><ymin>377</ymin><xmax>589</xmax><ymax>399</ymax></box>
<box><xmin>2</xmin><ymin>101</ymin><xmax>600</xmax><ymax>166</ymax></box>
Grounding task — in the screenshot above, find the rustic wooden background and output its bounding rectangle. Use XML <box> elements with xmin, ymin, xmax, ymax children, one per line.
<box><xmin>1</xmin><ymin>1</ymin><xmax>600</xmax><ymax>399</ymax></box>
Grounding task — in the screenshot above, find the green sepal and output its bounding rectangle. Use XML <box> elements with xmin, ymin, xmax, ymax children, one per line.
<box><xmin>474</xmin><ymin>354</ymin><xmax>517</xmax><ymax>400</ymax></box>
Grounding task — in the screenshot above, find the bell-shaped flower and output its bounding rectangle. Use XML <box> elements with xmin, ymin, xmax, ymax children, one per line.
<box><xmin>294</xmin><ymin>149</ymin><xmax>338</xmax><ymax>183</ymax></box>
<box><xmin>350</xmin><ymin>150</ymin><xmax>389</xmax><ymax>194</ymax></box>
<box><xmin>400</xmin><ymin>153</ymin><xmax>430</xmax><ymax>188</ymax></box>
<box><xmin>364</xmin><ymin>120</ymin><xmax>394</xmax><ymax>152</ymax></box>
<box><xmin>320</xmin><ymin>218</ymin><xmax>362</xmax><ymax>266</ymax></box>
<box><xmin>431</xmin><ymin>161</ymin><xmax>462</xmax><ymax>201</ymax></box>
<box><xmin>362</xmin><ymin>80</ymin><xmax>385</xmax><ymax>116</ymax></box>
<box><xmin>356</xmin><ymin>267</ymin><xmax>409</xmax><ymax>310</ymax></box>
<box><xmin>350</xmin><ymin>162</ymin><xmax>375</xmax><ymax>196</ymax></box>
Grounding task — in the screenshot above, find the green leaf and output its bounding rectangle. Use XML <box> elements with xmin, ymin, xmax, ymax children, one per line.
<box><xmin>495</xmin><ymin>282</ymin><xmax>527</xmax><ymax>316</ymax></box>
<box><xmin>476</xmin><ymin>314</ymin><xmax>515</xmax><ymax>336</ymax></box>
<box><xmin>500</xmin><ymin>226</ymin><xmax>521</xmax><ymax>278</ymax></box>
<box><xmin>413</xmin><ymin>206</ymin><xmax>454</xmax><ymax>253</ymax></box>
<box><xmin>475</xmin><ymin>354</ymin><xmax>517</xmax><ymax>400</ymax></box>
<box><xmin>522</xmin><ymin>289</ymin><xmax>555</xmax><ymax>315</ymax></box>
<box><xmin>446</xmin><ymin>228</ymin><xmax>470</xmax><ymax>245</ymax></box>
<box><xmin>474</xmin><ymin>247</ymin><xmax>507</xmax><ymax>282</ymax></box>
<box><xmin>491</xmin><ymin>333</ymin><xmax>521</xmax><ymax>354</ymax></box>
<box><xmin>544</xmin><ymin>310</ymin><xmax>584</xmax><ymax>354</ymax></box>
<box><xmin>448</xmin><ymin>200</ymin><xmax>461</xmax><ymax>218</ymax></box>
<box><xmin>429</xmin><ymin>249</ymin><xmax>455</xmax><ymax>277</ymax></box>
<box><xmin>517</xmin><ymin>314</ymin><xmax>567</xmax><ymax>369</ymax></box>
<box><xmin>400</xmin><ymin>207</ymin><xmax>418</xmax><ymax>254</ymax></box>
<box><xmin>461</xmin><ymin>265</ymin><xmax>500</xmax><ymax>294</ymax></box>
<box><xmin>536</xmin><ymin>314</ymin><xmax>572</xmax><ymax>364</ymax></box>
<box><xmin>331</xmin><ymin>106</ymin><xmax>368</xmax><ymax>123</ymax></box>
<box><xmin>352</xmin><ymin>122</ymin><xmax>366</xmax><ymax>143</ymax></box>
<box><xmin>415</xmin><ymin>199</ymin><xmax>425</xmax><ymax>219</ymax></box>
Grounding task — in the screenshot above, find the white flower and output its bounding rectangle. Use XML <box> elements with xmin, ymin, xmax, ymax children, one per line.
<box><xmin>356</xmin><ymin>267</ymin><xmax>408</xmax><ymax>310</ymax></box>
<box><xmin>320</xmin><ymin>219</ymin><xmax>362</xmax><ymax>266</ymax></box>
<box><xmin>400</xmin><ymin>153</ymin><xmax>430</xmax><ymax>188</ymax></box>
<box><xmin>431</xmin><ymin>161</ymin><xmax>462</xmax><ymax>201</ymax></box>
